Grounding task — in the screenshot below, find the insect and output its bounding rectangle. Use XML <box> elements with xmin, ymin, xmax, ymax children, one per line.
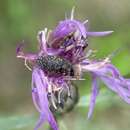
<box><xmin>36</xmin><ymin>55</ymin><xmax>82</xmax><ymax>79</ymax></box>
<box><xmin>36</xmin><ymin>55</ymin><xmax>81</xmax><ymax>114</ymax></box>
<box><xmin>48</xmin><ymin>82</ymin><xmax>79</xmax><ymax>115</ymax></box>
<box><xmin>47</xmin><ymin>32</ymin><xmax>75</xmax><ymax>48</ymax></box>
<box><xmin>47</xmin><ymin>31</ymin><xmax>88</xmax><ymax>52</ymax></box>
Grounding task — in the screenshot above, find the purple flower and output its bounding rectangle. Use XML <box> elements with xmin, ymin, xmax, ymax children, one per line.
<box><xmin>16</xmin><ymin>8</ymin><xmax>130</xmax><ymax>130</ymax></box>
<box><xmin>17</xmin><ymin>29</ymin><xmax>79</xmax><ymax>130</ymax></box>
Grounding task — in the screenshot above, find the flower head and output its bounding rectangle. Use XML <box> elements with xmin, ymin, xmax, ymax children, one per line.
<box><xmin>16</xmin><ymin>29</ymin><xmax>80</xmax><ymax>130</ymax></box>
<box><xmin>16</xmin><ymin>8</ymin><xmax>130</xmax><ymax>130</ymax></box>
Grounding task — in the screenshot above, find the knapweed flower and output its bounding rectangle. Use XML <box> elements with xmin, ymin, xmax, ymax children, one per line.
<box><xmin>16</xmin><ymin>8</ymin><xmax>130</xmax><ymax>130</ymax></box>
<box><xmin>16</xmin><ymin>29</ymin><xmax>80</xmax><ymax>130</ymax></box>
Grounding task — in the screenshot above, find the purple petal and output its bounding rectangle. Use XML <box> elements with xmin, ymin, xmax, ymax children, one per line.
<box><xmin>99</xmin><ymin>76</ymin><xmax>118</xmax><ymax>93</ymax></box>
<box><xmin>32</xmin><ymin>88</ymin><xmax>41</xmax><ymax>113</ymax></box>
<box><xmin>82</xmin><ymin>59</ymin><xmax>130</xmax><ymax>104</ymax></box>
<box><xmin>34</xmin><ymin>115</ymin><xmax>45</xmax><ymax>130</ymax></box>
<box><xmin>88</xmin><ymin>74</ymin><xmax>99</xmax><ymax>119</ymax></box>
<box><xmin>86</xmin><ymin>31</ymin><xmax>113</xmax><ymax>37</ymax></box>
<box><xmin>84</xmin><ymin>61</ymin><xmax>130</xmax><ymax>104</ymax></box>
<box><xmin>38</xmin><ymin>30</ymin><xmax>48</xmax><ymax>55</ymax></box>
<box><xmin>16</xmin><ymin>43</ymin><xmax>24</xmax><ymax>55</ymax></box>
<box><xmin>32</xmin><ymin>68</ymin><xmax>58</xmax><ymax>130</ymax></box>
<box><xmin>53</xmin><ymin>19</ymin><xmax>87</xmax><ymax>38</ymax></box>
<box><xmin>105</xmin><ymin>64</ymin><xmax>120</xmax><ymax>78</ymax></box>
<box><xmin>100</xmin><ymin>75</ymin><xmax>130</xmax><ymax>104</ymax></box>
<box><xmin>16</xmin><ymin>43</ymin><xmax>37</xmax><ymax>60</ymax></box>
<box><xmin>47</xmin><ymin>48</ymin><xmax>64</xmax><ymax>55</ymax></box>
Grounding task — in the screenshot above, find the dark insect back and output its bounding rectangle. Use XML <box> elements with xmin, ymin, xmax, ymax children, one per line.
<box><xmin>48</xmin><ymin>83</ymin><xmax>79</xmax><ymax>115</ymax></box>
<box><xmin>36</xmin><ymin>55</ymin><xmax>74</xmax><ymax>77</ymax></box>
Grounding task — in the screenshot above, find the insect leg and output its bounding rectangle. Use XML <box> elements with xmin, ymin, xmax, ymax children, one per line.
<box><xmin>48</xmin><ymin>84</ymin><xmax>57</xmax><ymax>110</ymax></box>
<box><xmin>58</xmin><ymin>87</ymin><xmax>64</xmax><ymax>104</ymax></box>
<box><xmin>24</xmin><ymin>59</ymin><xmax>32</xmax><ymax>71</ymax></box>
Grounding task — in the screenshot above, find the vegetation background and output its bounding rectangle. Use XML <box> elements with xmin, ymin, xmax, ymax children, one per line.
<box><xmin>0</xmin><ymin>0</ymin><xmax>130</xmax><ymax>130</ymax></box>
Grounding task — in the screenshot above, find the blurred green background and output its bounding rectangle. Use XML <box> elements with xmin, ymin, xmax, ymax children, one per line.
<box><xmin>0</xmin><ymin>0</ymin><xmax>130</xmax><ymax>130</ymax></box>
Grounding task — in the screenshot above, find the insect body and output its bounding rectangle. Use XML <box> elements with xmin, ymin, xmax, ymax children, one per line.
<box><xmin>49</xmin><ymin>32</ymin><xmax>75</xmax><ymax>49</ymax></box>
<box><xmin>36</xmin><ymin>55</ymin><xmax>75</xmax><ymax>77</ymax></box>
<box><xmin>36</xmin><ymin>55</ymin><xmax>80</xmax><ymax>115</ymax></box>
<box><xmin>48</xmin><ymin>83</ymin><xmax>79</xmax><ymax>115</ymax></box>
